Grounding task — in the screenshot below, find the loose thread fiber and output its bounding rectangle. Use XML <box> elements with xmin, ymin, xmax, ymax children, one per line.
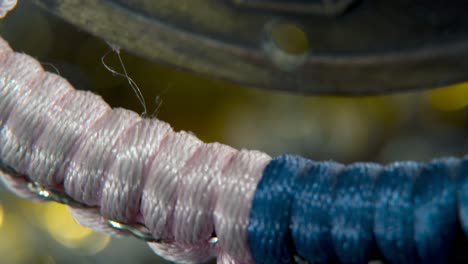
<box><xmin>0</xmin><ymin>33</ymin><xmax>267</xmax><ymax>263</ymax></box>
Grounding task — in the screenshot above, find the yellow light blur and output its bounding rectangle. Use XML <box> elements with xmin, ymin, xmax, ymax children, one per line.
<box><xmin>0</xmin><ymin>214</ymin><xmax>31</xmax><ymax>263</ymax></box>
<box><xmin>270</xmin><ymin>22</ymin><xmax>310</xmax><ymax>55</ymax></box>
<box><xmin>0</xmin><ymin>203</ymin><xmax>4</xmax><ymax>228</ymax></box>
<box><xmin>81</xmin><ymin>233</ymin><xmax>112</xmax><ymax>256</ymax></box>
<box><xmin>44</xmin><ymin>203</ymin><xmax>93</xmax><ymax>245</ymax></box>
<box><xmin>41</xmin><ymin>203</ymin><xmax>111</xmax><ymax>255</ymax></box>
<box><xmin>40</xmin><ymin>256</ymin><xmax>57</xmax><ymax>264</ymax></box>
<box><xmin>427</xmin><ymin>82</ymin><xmax>468</xmax><ymax>111</ymax></box>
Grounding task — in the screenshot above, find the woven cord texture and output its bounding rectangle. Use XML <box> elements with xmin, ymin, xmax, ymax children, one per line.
<box><xmin>0</xmin><ymin>32</ymin><xmax>271</xmax><ymax>263</ymax></box>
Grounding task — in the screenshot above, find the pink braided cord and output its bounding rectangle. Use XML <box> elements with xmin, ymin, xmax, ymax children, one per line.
<box><xmin>0</xmin><ymin>0</ymin><xmax>16</xmax><ymax>18</ymax></box>
<box><xmin>0</xmin><ymin>29</ymin><xmax>272</xmax><ymax>264</ymax></box>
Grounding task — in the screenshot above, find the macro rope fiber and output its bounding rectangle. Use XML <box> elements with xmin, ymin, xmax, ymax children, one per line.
<box><xmin>249</xmin><ymin>156</ymin><xmax>468</xmax><ymax>264</ymax></box>
<box><xmin>0</xmin><ymin>1</ymin><xmax>467</xmax><ymax>263</ymax></box>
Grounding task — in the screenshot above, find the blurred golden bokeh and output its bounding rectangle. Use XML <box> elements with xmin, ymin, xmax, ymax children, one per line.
<box><xmin>41</xmin><ymin>203</ymin><xmax>111</xmax><ymax>255</ymax></box>
<box><xmin>270</xmin><ymin>22</ymin><xmax>310</xmax><ymax>54</ymax></box>
<box><xmin>427</xmin><ymin>82</ymin><xmax>468</xmax><ymax>111</ymax></box>
<box><xmin>0</xmin><ymin>203</ymin><xmax>3</xmax><ymax>228</ymax></box>
<box><xmin>0</xmin><ymin>212</ymin><xmax>31</xmax><ymax>263</ymax></box>
<box><xmin>43</xmin><ymin>203</ymin><xmax>93</xmax><ymax>243</ymax></box>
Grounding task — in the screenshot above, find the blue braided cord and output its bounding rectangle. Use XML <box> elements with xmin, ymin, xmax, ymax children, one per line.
<box><xmin>290</xmin><ymin>161</ymin><xmax>343</xmax><ymax>263</ymax></box>
<box><xmin>249</xmin><ymin>155</ymin><xmax>468</xmax><ymax>263</ymax></box>
<box><xmin>413</xmin><ymin>158</ymin><xmax>459</xmax><ymax>263</ymax></box>
<box><xmin>330</xmin><ymin>162</ymin><xmax>382</xmax><ymax>264</ymax></box>
<box><xmin>248</xmin><ymin>154</ymin><xmax>311</xmax><ymax>264</ymax></box>
<box><xmin>460</xmin><ymin>157</ymin><xmax>468</xmax><ymax>237</ymax></box>
<box><xmin>374</xmin><ymin>161</ymin><xmax>421</xmax><ymax>264</ymax></box>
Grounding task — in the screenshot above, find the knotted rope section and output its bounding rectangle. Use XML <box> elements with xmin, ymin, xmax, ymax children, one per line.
<box><xmin>0</xmin><ymin>1</ymin><xmax>467</xmax><ymax>263</ymax></box>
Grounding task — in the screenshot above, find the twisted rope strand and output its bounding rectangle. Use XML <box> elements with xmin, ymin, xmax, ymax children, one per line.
<box><xmin>0</xmin><ymin>33</ymin><xmax>267</xmax><ymax>263</ymax></box>
<box><xmin>249</xmin><ymin>155</ymin><xmax>468</xmax><ymax>264</ymax></box>
<box><xmin>0</xmin><ymin>0</ymin><xmax>16</xmax><ymax>18</ymax></box>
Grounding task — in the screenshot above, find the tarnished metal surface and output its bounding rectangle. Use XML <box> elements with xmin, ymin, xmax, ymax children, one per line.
<box><xmin>33</xmin><ymin>0</ymin><xmax>468</xmax><ymax>94</ymax></box>
<box><xmin>230</xmin><ymin>0</ymin><xmax>358</xmax><ymax>15</ymax></box>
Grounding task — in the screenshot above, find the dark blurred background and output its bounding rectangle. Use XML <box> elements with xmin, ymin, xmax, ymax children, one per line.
<box><xmin>0</xmin><ymin>1</ymin><xmax>467</xmax><ymax>264</ymax></box>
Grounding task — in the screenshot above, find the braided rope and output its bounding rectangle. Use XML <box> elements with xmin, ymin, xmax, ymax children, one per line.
<box><xmin>0</xmin><ymin>33</ymin><xmax>272</xmax><ymax>263</ymax></box>
<box><xmin>0</xmin><ymin>0</ymin><xmax>15</xmax><ymax>18</ymax></box>
<box><xmin>249</xmin><ymin>156</ymin><xmax>468</xmax><ymax>264</ymax></box>
<box><xmin>0</xmin><ymin>2</ymin><xmax>467</xmax><ymax>263</ymax></box>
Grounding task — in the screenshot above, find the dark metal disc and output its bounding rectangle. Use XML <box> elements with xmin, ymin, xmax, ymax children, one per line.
<box><xmin>33</xmin><ymin>0</ymin><xmax>468</xmax><ymax>94</ymax></box>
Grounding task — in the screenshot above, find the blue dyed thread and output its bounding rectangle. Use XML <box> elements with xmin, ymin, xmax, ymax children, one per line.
<box><xmin>460</xmin><ymin>159</ymin><xmax>468</xmax><ymax>237</ymax></box>
<box><xmin>374</xmin><ymin>161</ymin><xmax>420</xmax><ymax>264</ymax></box>
<box><xmin>331</xmin><ymin>162</ymin><xmax>381</xmax><ymax>263</ymax></box>
<box><xmin>248</xmin><ymin>155</ymin><xmax>468</xmax><ymax>264</ymax></box>
<box><xmin>413</xmin><ymin>159</ymin><xmax>458</xmax><ymax>264</ymax></box>
<box><xmin>248</xmin><ymin>155</ymin><xmax>310</xmax><ymax>264</ymax></box>
<box><xmin>290</xmin><ymin>161</ymin><xmax>343</xmax><ymax>263</ymax></box>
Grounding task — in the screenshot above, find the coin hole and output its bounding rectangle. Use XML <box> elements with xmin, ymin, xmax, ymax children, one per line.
<box><xmin>269</xmin><ymin>22</ymin><xmax>309</xmax><ymax>55</ymax></box>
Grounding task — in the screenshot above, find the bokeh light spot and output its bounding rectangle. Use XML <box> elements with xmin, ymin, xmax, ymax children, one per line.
<box><xmin>270</xmin><ymin>22</ymin><xmax>310</xmax><ymax>55</ymax></box>
<box><xmin>41</xmin><ymin>203</ymin><xmax>111</xmax><ymax>255</ymax></box>
<box><xmin>427</xmin><ymin>82</ymin><xmax>468</xmax><ymax>111</ymax></box>
<box><xmin>82</xmin><ymin>233</ymin><xmax>112</xmax><ymax>256</ymax></box>
<box><xmin>0</xmin><ymin>203</ymin><xmax>4</xmax><ymax>228</ymax></box>
<box><xmin>43</xmin><ymin>203</ymin><xmax>93</xmax><ymax>246</ymax></box>
<box><xmin>0</xmin><ymin>214</ymin><xmax>31</xmax><ymax>263</ymax></box>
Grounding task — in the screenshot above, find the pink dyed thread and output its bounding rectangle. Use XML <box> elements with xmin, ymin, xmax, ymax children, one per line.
<box><xmin>0</xmin><ymin>18</ymin><xmax>271</xmax><ymax>264</ymax></box>
<box><xmin>0</xmin><ymin>0</ymin><xmax>16</xmax><ymax>18</ymax></box>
